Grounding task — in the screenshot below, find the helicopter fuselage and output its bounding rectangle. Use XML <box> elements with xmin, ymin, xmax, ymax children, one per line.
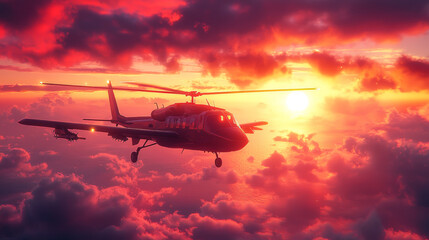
<box><xmin>118</xmin><ymin>104</ymin><xmax>249</xmax><ymax>152</ymax></box>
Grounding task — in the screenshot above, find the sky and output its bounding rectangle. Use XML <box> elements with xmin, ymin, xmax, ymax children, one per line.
<box><xmin>1</xmin><ymin>0</ymin><xmax>429</xmax><ymax>239</ymax></box>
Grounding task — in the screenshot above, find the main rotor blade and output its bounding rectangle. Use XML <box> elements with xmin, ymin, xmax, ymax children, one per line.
<box><xmin>199</xmin><ymin>88</ymin><xmax>318</xmax><ymax>95</ymax></box>
<box><xmin>41</xmin><ymin>83</ymin><xmax>185</xmax><ymax>95</ymax></box>
<box><xmin>124</xmin><ymin>82</ymin><xmax>187</xmax><ymax>94</ymax></box>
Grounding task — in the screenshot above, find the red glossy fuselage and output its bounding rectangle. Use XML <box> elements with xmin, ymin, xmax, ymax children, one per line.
<box><xmin>118</xmin><ymin>104</ymin><xmax>249</xmax><ymax>153</ymax></box>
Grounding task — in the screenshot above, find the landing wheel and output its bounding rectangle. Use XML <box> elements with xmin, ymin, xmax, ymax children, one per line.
<box><xmin>131</xmin><ymin>151</ymin><xmax>138</xmax><ymax>163</ymax></box>
<box><xmin>215</xmin><ymin>157</ymin><xmax>222</xmax><ymax>168</ymax></box>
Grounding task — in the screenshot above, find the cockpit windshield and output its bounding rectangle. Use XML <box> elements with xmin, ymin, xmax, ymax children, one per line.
<box><xmin>206</xmin><ymin>112</ymin><xmax>237</xmax><ymax>129</ymax></box>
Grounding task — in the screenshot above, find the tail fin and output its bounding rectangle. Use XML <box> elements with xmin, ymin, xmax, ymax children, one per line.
<box><xmin>107</xmin><ymin>81</ymin><xmax>125</xmax><ymax>124</ymax></box>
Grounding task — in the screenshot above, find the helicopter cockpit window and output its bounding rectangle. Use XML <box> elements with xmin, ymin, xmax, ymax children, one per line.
<box><xmin>207</xmin><ymin>114</ymin><xmax>230</xmax><ymax>128</ymax></box>
<box><xmin>207</xmin><ymin>112</ymin><xmax>239</xmax><ymax>127</ymax></box>
<box><xmin>226</xmin><ymin>114</ymin><xmax>237</xmax><ymax>126</ymax></box>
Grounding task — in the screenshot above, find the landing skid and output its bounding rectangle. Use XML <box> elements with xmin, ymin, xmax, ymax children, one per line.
<box><xmin>131</xmin><ymin>139</ymin><xmax>157</xmax><ymax>163</ymax></box>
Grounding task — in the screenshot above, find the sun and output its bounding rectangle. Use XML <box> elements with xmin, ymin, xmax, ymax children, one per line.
<box><xmin>286</xmin><ymin>92</ymin><xmax>309</xmax><ymax>111</ymax></box>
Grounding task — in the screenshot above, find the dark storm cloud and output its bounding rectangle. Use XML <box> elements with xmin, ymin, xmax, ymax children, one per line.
<box><xmin>1</xmin><ymin>0</ymin><xmax>429</xmax><ymax>82</ymax></box>
<box><xmin>354</xmin><ymin>211</ymin><xmax>386</xmax><ymax>240</ymax></box>
<box><xmin>0</xmin><ymin>0</ymin><xmax>52</xmax><ymax>30</ymax></box>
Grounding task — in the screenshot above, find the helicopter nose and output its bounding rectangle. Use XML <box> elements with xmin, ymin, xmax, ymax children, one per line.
<box><xmin>218</xmin><ymin>127</ymin><xmax>248</xmax><ymax>150</ymax></box>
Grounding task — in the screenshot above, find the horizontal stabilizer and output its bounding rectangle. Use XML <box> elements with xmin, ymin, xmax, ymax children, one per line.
<box><xmin>240</xmin><ymin>121</ymin><xmax>268</xmax><ymax>134</ymax></box>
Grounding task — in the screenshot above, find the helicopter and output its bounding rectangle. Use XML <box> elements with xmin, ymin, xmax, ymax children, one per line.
<box><xmin>19</xmin><ymin>81</ymin><xmax>316</xmax><ymax>167</ymax></box>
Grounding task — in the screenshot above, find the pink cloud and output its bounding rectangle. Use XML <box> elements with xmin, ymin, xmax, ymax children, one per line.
<box><xmin>1</xmin><ymin>123</ymin><xmax>429</xmax><ymax>238</ymax></box>
<box><xmin>378</xmin><ymin>110</ymin><xmax>429</xmax><ymax>142</ymax></box>
<box><xmin>0</xmin><ymin>148</ymin><xmax>50</xmax><ymax>177</ymax></box>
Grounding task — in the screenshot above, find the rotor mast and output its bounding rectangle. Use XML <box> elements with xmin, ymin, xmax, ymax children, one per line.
<box><xmin>186</xmin><ymin>91</ymin><xmax>202</xmax><ymax>103</ymax></box>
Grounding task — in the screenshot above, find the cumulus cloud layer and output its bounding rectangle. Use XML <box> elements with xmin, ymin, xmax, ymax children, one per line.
<box><xmin>1</xmin><ymin>108</ymin><xmax>429</xmax><ymax>239</ymax></box>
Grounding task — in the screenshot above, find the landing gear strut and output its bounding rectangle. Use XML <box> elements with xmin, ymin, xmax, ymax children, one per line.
<box><xmin>214</xmin><ymin>152</ymin><xmax>222</xmax><ymax>168</ymax></box>
<box><xmin>131</xmin><ymin>139</ymin><xmax>156</xmax><ymax>163</ymax></box>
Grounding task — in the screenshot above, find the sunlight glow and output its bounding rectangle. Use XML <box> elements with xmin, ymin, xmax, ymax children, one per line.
<box><xmin>286</xmin><ymin>92</ymin><xmax>309</xmax><ymax>111</ymax></box>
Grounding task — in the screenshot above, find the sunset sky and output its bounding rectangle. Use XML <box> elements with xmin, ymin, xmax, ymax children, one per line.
<box><xmin>1</xmin><ymin>0</ymin><xmax>429</xmax><ymax>239</ymax></box>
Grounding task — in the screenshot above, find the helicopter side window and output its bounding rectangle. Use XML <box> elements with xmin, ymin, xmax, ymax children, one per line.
<box><xmin>192</xmin><ymin>117</ymin><xmax>196</xmax><ymax>129</ymax></box>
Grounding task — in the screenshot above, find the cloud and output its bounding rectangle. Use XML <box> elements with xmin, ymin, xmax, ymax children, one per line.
<box><xmin>354</xmin><ymin>211</ymin><xmax>386</xmax><ymax>240</ymax></box>
<box><xmin>1</xmin><ymin>0</ymin><xmax>429</xmax><ymax>82</ymax></box>
<box><xmin>0</xmin><ymin>148</ymin><xmax>50</xmax><ymax>205</ymax></box>
<box><xmin>89</xmin><ymin>153</ymin><xmax>141</xmax><ymax>186</ymax></box>
<box><xmin>395</xmin><ymin>55</ymin><xmax>429</xmax><ymax>91</ymax></box>
<box><xmin>0</xmin><ymin>204</ymin><xmax>21</xmax><ymax>237</ymax></box>
<box><xmin>0</xmin><ymin>0</ymin><xmax>52</xmax><ymax>30</ymax></box>
<box><xmin>342</xmin><ymin>56</ymin><xmax>396</xmax><ymax>92</ymax></box>
<box><xmin>6</xmin><ymin>93</ymin><xmax>74</xmax><ymax>121</ymax></box>
<box><xmin>166</xmin><ymin>166</ymin><xmax>239</xmax><ymax>185</ymax></box>
<box><xmin>1</xmin><ymin>174</ymin><xmax>141</xmax><ymax>239</ymax></box>
<box><xmin>299</xmin><ymin>52</ymin><xmax>398</xmax><ymax>92</ymax></box>
<box><xmin>304</xmin><ymin>52</ymin><xmax>342</xmax><ymax>77</ymax></box>
<box><xmin>185</xmin><ymin>214</ymin><xmax>246</xmax><ymax>240</ymax></box>
<box><xmin>378</xmin><ymin>110</ymin><xmax>429</xmax><ymax>142</ymax></box>
<box><xmin>321</xmin><ymin>95</ymin><xmax>386</xmax><ymax>134</ymax></box>
<box><xmin>274</xmin><ymin>131</ymin><xmax>321</xmax><ymax>155</ymax></box>
<box><xmin>326</xmin><ymin>134</ymin><xmax>429</xmax><ymax>236</ymax></box>
<box><xmin>200</xmin><ymin>52</ymin><xmax>289</xmax><ymax>88</ymax></box>
<box><xmin>245</xmin><ymin>152</ymin><xmax>288</xmax><ymax>191</ymax></box>
<box><xmin>243</xmin><ymin>127</ymin><xmax>429</xmax><ymax>238</ymax></box>
<box><xmin>133</xmin><ymin>187</ymin><xmax>178</xmax><ymax>210</ymax></box>
<box><xmin>0</xmin><ymin>148</ymin><xmax>49</xmax><ymax>178</ymax></box>
<box><xmin>0</xmin><ymin>172</ymin><xmax>186</xmax><ymax>239</ymax></box>
<box><xmin>2</xmin><ymin>127</ymin><xmax>429</xmax><ymax>239</ymax></box>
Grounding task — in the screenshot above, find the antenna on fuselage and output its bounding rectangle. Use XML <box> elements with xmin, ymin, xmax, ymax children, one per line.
<box><xmin>206</xmin><ymin>99</ymin><xmax>211</xmax><ymax>106</ymax></box>
<box><xmin>154</xmin><ymin>103</ymin><xmax>159</xmax><ymax>109</ymax></box>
